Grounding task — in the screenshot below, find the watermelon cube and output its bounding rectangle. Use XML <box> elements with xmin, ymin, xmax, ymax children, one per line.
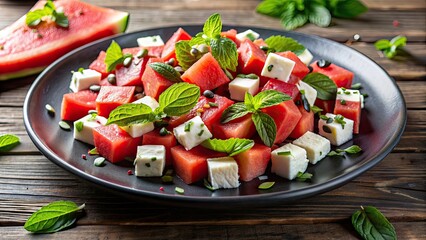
<box><xmin>262</xmin><ymin>79</ymin><xmax>299</xmax><ymax>101</ymax></box>
<box><xmin>310</xmin><ymin>61</ymin><xmax>354</xmax><ymax>89</ymax></box>
<box><xmin>161</xmin><ymin>28</ymin><xmax>192</xmax><ymax>62</ymax></box>
<box><xmin>93</xmin><ymin>124</ymin><xmax>141</xmax><ymax>163</ymax></box>
<box><xmin>262</xmin><ymin>100</ymin><xmax>302</xmax><ymax>144</ymax></box>
<box><xmin>181</xmin><ymin>52</ymin><xmax>230</xmax><ymax>92</ymax></box>
<box><xmin>89</xmin><ymin>51</ymin><xmax>109</xmax><ymax>78</ymax></box>
<box><xmin>115</xmin><ymin>56</ymin><xmax>149</xmax><ymax>87</ymax></box>
<box><xmin>96</xmin><ymin>86</ymin><xmax>135</xmax><ymax>118</ymax></box>
<box><xmin>234</xmin><ymin>143</ymin><xmax>271</xmax><ymax>182</ymax></box>
<box><xmin>221</xmin><ymin>29</ymin><xmax>241</xmax><ymax>47</ymax></box>
<box><xmin>315</xmin><ymin>99</ymin><xmax>335</xmax><ymax>114</ymax></box>
<box><xmin>141</xmin><ymin>58</ymin><xmax>174</xmax><ymax>100</ymax></box>
<box><xmin>334</xmin><ymin>88</ymin><xmax>362</xmax><ymax>134</ymax></box>
<box><xmin>212</xmin><ymin>114</ymin><xmax>256</xmax><ymax>140</ymax></box>
<box><xmin>238</xmin><ymin>39</ymin><xmax>269</xmax><ymax>86</ymax></box>
<box><xmin>171</xmin><ymin>145</ymin><xmax>226</xmax><ymax>184</ymax></box>
<box><xmin>289</xmin><ymin>104</ymin><xmax>314</xmax><ymax>139</ymax></box>
<box><xmin>276</xmin><ymin>51</ymin><xmax>309</xmax><ymax>79</ymax></box>
<box><xmin>61</xmin><ymin>90</ymin><xmax>98</xmax><ymax>121</ymax></box>
<box><xmin>142</xmin><ymin>129</ymin><xmax>177</xmax><ymax>166</ymax></box>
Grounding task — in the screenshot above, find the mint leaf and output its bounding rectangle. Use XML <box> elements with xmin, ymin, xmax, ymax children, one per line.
<box><xmin>302</xmin><ymin>73</ymin><xmax>337</xmax><ymax>100</ymax></box>
<box><xmin>25</xmin><ymin>0</ymin><xmax>69</xmax><ymax>28</ymax></box>
<box><xmin>175</xmin><ymin>41</ymin><xmax>203</xmax><ymax>70</ymax></box>
<box><xmin>296</xmin><ymin>171</ymin><xmax>313</xmax><ymax>182</ymax></box>
<box><xmin>106</xmin><ymin>103</ymin><xmax>155</xmax><ymax>126</ymax></box>
<box><xmin>105</xmin><ymin>41</ymin><xmax>125</xmax><ymax>72</ymax></box>
<box><xmin>352</xmin><ymin>206</ymin><xmax>397</xmax><ymax>240</ymax></box>
<box><xmin>256</xmin><ymin>0</ymin><xmax>289</xmax><ymax>18</ymax></box>
<box><xmin>149</xmin><ymin>62</ymin><xmax>182</xmax><ymax>83</ymax></box>
<box><xmin>330</xmin><ymin>0</ymin><xmax>368</xmax><ymax>19</ymax></box>
<box><xmin>252</xmin><ymin>111</ymin><xmax>277</xmax><ymax>147</ymax></box>
<box><xmin>339</xmin><ymin>145</ymin><xmax>362</xmax><ymax>154</ymax></box>
<box><xmin>0</xmin><ymin>134</ymin><xmax>20</xmax><ymax>152</ymax></box>
<box><xmin>24</xmin><ymin>201</ymin><xmax>85</xmax><ymax>233</ymax></box>
<box><xmin>158</xmin><ymin>83</ymin><xmax>200</xmax><ymax>116</ymax></box>
<box><xmin>264</xmin><ymin>35</ymin><xmax>306</xmax><ymax>55</ymax></box>
<box><xmin>252</xmin><ymin>90</ymin><xmax>291</xmax><ymax>109</ymax></box>
<box><xmin>220</xmin><ymin>103</ymin><xmax>250</xmax><ymax>123</ymax></box>
<box><xmin>75</xmin><ymin>121</ymin><xmax>83</xmax><ymax>132</ymax></box>
<box><xmin>374</xmin><ymin>39</ymin><xmax>391</xmax><ymax>50</ymax></box>
<box><xmin>26</xmin><ymin>9</ymin><xmax>47</xmax><ymax>27</ymax></box>
<box><xmin>53</xmin><ymin>11</ymin><xmax>69</xmax><ymax>28</ymax></box>
<box><xmin>201</xmin><ymin>138</ymin><xmax>255</xmax><ymax>156</ymax></box>
<box><xmin>280</xmin><ymin>2</ymin><xmax>308</xmax><ymax>30</ymax></box>
<box><xmin>308</xmin><ymin>4</ymin><xmax>331</xmax><ymax>28</ymax></box>
<box><xmin>258</xmin><ymin>181</ymin><xmax>275</xmax><ymax>190</ymax></box>
<box><xmin>203</xmin><ymin>13</ymin><xmax>222</xmax><ymax>39</ymax></box>
<box><xmin>310</xmin><ymin>105</ymin><xmax>323</xmax><ymax>114</ymax></box>
<box><xmin>390</xmin><ymin>36</ymin><xmax>407</xmax><ymax>48</ymax></box>
<box><xmin>209</xmin><ymin>37</ymin><xmax>238</xmax><ymax>72</ymax></box>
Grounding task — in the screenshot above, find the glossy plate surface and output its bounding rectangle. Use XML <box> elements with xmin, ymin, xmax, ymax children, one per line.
<box><xmin>24</xmin><ymin>26</ymin><xmax>406</xmax><ymax>208</ymax></box>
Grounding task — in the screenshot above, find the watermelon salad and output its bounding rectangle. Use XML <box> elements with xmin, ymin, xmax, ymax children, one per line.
<box><xmin>58</xmin><ymin>14</ymin><xmax>365</xmax><ymax>191</ymax></box>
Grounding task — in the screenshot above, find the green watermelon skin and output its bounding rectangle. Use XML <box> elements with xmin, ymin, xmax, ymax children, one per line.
<box><xmin>0</xmin><ymin>0</ymin><xmax>129</xmax><ymax>81</ymax></box>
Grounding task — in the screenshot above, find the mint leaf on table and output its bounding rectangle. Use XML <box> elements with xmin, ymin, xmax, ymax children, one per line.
<box><xmin>104</xmin><ymin>40</ymin><xmax>132</xmax><ymax>72</ymax></box>
<box><xmin>264</xmin><ymin>35</ymin><xmax>306</xmax><ymax>55</ymax></box>
<box><xmin>352</xmin><ymin>206</ymin><xmax>397</xmax><ymax>240</ymax></box>
<box><xmin>201</xmin><ymin>138</ymin><xmax>255</xmax><ymax>156</ymax></box>
<box><xmin>280</xmin><ymin>1</ymin><xmax>309</xmax><ymax>30</ymax></box>
<box><xmin>148</xmin><ymin>62</ymin><xmax>182</xmax><ymax>83</ymax></box>
<box><xmin>308</xmin><ymin>4</ymin><xmax>331</xmax><ymax>28</ymax></box>
<box><xmin>302</xmin><ymin>73</ymin><xmax>337</xmax><ymax>100</ymax></box>
<box><xmin>0</xmin><ymin>134</ymin><xmax>20</xmax><ymax>152</ymax></box>
<box><xmin>374</xmin><ymin>36</ymin><xmax>407</xmax><ymax>59</ymax></box>
<box><xmin>256</xmin><ymin>0</ymin><xmax>288</xmax><ymax>18</ymax></box>
<box><xmin>327</xmin><ymin>145</ymin><xmax>362</xmax><ymax>157</ymax></box>
<box><xmin>106</xmin><ymin>103</ymin><xmax>155</xmax><ymax>126</ymax></box>
<box><xmin>295</xmin><ymin>171</ymin><xmax>313</xmax><ymax>182</ymax></box>
<box><xmin>24</xmin><ymin>201</ymin><xmax>85</xmax><ymax>233</ymax></box>
<box><xmin>26</xmin><ymin>0</ymin><xmax>69</xmax><ymax>28</ymax></box>
<box><xmin>157</xmin><ymin>82</ymin><xmax>200</xmax><ymax>117</ymax></box>
<box><xmin>252</xmin><ymin>112</ymin><xmax>277</xmax><ymax>147</ymax></box>
<box><xmin>328</xmin><ymin>0</ymin><xmax>368</xmax><ymax>19</ymax></box>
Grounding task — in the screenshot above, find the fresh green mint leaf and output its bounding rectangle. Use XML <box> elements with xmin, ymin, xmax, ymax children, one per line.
<box><xmin>390</xmin><ymin>35</ymin><xmax>407</xmax><ymax>48</ymax></box>
<box><xmin>244</xmin><ymin>92</ymin><xmax>256</xmax><ymax>112</ymax></box>
<box><xmin>256</xmin><ymin>0</ymin><xmax>289</xmax><ymax>18</ymax></box>
<box><xmin>209</xmin><ymin>37</ymin><xmax>238</xmax><ymax>72</ymax></box>
<box><xmin>327</xmin><ymin>150</ymin><xmax>344</xmax><ymax>157</ymax></box>
<box><xmin>220</xmin><ymin>103</ymin><xmax>250</xmax><ymax>123</ymax></box>
<box><xmin>88</xmin><ymin>147</ymin><xmax>99</xmax><ymax>155</ymax></box>
<box><xmin>26</xmin><ymin>9</ymin><xmax>47</xmax><ymax>27</ymax></box>
<box><xmin>308</xmin><ymin>4</ymin><xmax>331</xmax><ymax>28</ymax></box>
<box><xmin>53</xmin><ymin>11</ymin><xmax>69</xmax><ymax>28</ymax></box>
<box><xmin>296</xmin><ymin>171</ymin><xmax>313</xmax><ymax>182</ymax></box>
<box><xmin>302</xmin><ymin>73</ymin><xmax>337</xmax><ymax>100</ymax></box>
<box><xmin>264</xmin><ymin>35</ymin><xmax>306</xmax><ymax>55</ymax></box>
<box><xmin>105</xmin><ymin>40</ymin><xmax>126</xmax><ymax>72</ymax></box>
<box><xmin>158</xmin><ymin>83</ymin><xmax>200</xmax><ymax>117</ymax></box>
<box><xmin>149</xmin><ymin>62</ymin><xmax>182</xmax><ymax>83</ymax></box>
<box><xmin>203</xmin><ymin>13</ymin><xmax>222</xmax><ymax>39</ymax></box>
<box><xmin>175</xmin><ymin>41</ymin><xmax>203</xmax><ymax>70</ymax></box>
<box><xmin>0</xmin><ymin>134</ymin><xmax>20</xmax><ymax>152</ymax></box>
<box><xmin>258</xmin><ymin>181</ymin><xmax>275</xmax><ymax>190</ymax></box>
<box><xmin>201</xmin><ymin>138</ymin><xmax>255</xmax><ymax>156</ymax></box>
<box><xmin>280</xmin><ymin>2</ymin><xmax>308</xmax><ymax>30</ymax></box>
<box><xmin>374</xmin><ymin>39</ymin><xmax>391</xmax><ymax>51</ymax></box>
<box><xmin>25</xmin><ymin>0</ymin><xmax>69</xmax><ymax>28</ymax></box>
<box><xmin>75</xmin><ymin>121</ymin><xmax>84</xmax><ymax>132</ymax></box>
<box><xmin>252</xmin><ymin>111</ymin><xmax>277</xmax><ymax>147</ymax></box>
<box><xmin>330</xmin><ymin>0</ymin><xmax>368</xmax><ymax>19</ymax></box>
<box><xmin>310</xmin><ymin>105</ymin><xmax>323</xmax><ymax>114</ymax></box>
<box><xmin>252</xmin><ymin>90</ymin><xmax>291</xmax><ymax>109</ymax></box>
<box><xmin>334</xmin><ymin>114</ymin><xmax>346</xmax><ymax>129</ymax></box>
<box><xmin>343</xmin><ymin>145</ymin><xmax>362</xmax><ymax>154</ymax></box>
<box><xmin>24</xmin><ymin>200</ymin><xmax>85</xmax><ymax>233</ymax></box>
<box><xmin>204</xmin><ymin>178</ymin><xmax>215</xmax><ymax>191</ymax></box>
<box><xmin>106</xmin><ymin>103</ymin><xmax>155</xmax><ymax>126</ymax></box>
<box><xmin>352</xmin><ymin>206</ymin><xmax>397</xmax><ymax>240</ymax></box>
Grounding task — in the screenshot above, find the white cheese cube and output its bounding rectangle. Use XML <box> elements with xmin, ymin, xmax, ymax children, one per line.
<box><xmin>69</xmin><ymin>69</ymin><xmax>101</xmax><ymax>92</ymax></box>
<box><xmin>120</xmin><ymin>122</ymin><xmax>154</xmax><ymax>138</ymax></box>
<box><xmin>228</xmin><ymin>76</ymin><xmax>260</xmax><ymax>101</ymax></box>
<box><xmin>336</xmin><ymin>88</ymin><xmax>361</xmax><ymax>102</ymax></box>
<box><xmin>137</xmin><ymin>35</ymin><xmax>164</xmax><ymax>47</ymax></box>
<box><xmin>271</xmin><ymin>143</ymin><xmax>309</xmax><ymax>180</ymax></box>
<box><xmin>261</xmin><ymin>53</ymin><xmax>295</xmax><ymax>82</ymax></box>
<box><xmin>293</xmin><ymin>131</ymin><xmax>330</xmax><ymax>164</ymax></box>
<box><xmin>134</xmin><ymin>145</ymin><xmax>165</xmax><ymax>177</ymax></box>
<box><xmin>73</xmin><ymin>114</ymin><xmax>107</xmax><ymax>145</ymax></box>
<box><xmin>236</xmin><ymin>29</ymin><xmax>260</xmax><ymax>41</ymax></box>
<box><xmin>298</xmin><ymin>49</ymin><xmax>314</xmax><ymax>65</ymax></box>
<box><xmin>173</xmin><ymin>116</ymin><xmax>213</xmax><ymax>150</ymax></box>
<box><xmin>318</xmin><ymin>113</ymin><xmax>354</xmax><ymax>146</ymax></box>
<box><xmin>133</xmin><ymin>96</ymin><xmax>159</xmax><ymax>110</ymax></box>
<box><xmin>297</xmin><ymin>81</ymin><xmax>317</xmax><ymax>106</ymax></box>
<box><xmin>207</xmin><ymin>157</ymin><xmax>240</xmax><ymax>190</ymax></box>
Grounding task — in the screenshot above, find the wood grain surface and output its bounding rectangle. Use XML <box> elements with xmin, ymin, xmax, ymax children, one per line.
<box><xmin>0</xmin><ymin>0</ymin><xmax>425</xmax><ymax>239</ymax></box>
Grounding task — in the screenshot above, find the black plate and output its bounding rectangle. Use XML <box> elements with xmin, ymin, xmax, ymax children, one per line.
<box><xmin>23</xmin><ymin>25</ymin><xmax>406</xmax><ymax>208</ymax></box>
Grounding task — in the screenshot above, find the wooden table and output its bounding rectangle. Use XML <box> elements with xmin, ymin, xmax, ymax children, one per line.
<box><xmin>1</xmin><ymin>0</ymin><xmax>425</xmax><ymax>238</ymax></box>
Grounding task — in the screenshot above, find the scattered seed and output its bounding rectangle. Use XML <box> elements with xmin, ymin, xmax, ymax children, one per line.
<box><xmin>123</xmin><ymin>57</ymin><xmax>132</xmax><ymax>67</ymax></box>
<box><xmin>166</xmin><ymin>58</ymin><xmax>176</xmax><ymax>66</ymax></box>
<box><xmin>267</xmin><ymin>64</ymin><xmax>274</xmax><ymax>72</ymax></box>
<box><xmin>353</xmin><ymin>34</ymin><xmax>361</xmax><ymax>41</ymax></box>
<box><xmin>260</xmin><ymin>46</ymin><xmax>269</xmax><ymax>51</ymax></box>
<box><xmin>197</xmin><ymin>44</ymin><xmax>209</xmax><ymax>53</ymax></box>
<box><xmin>135</xmin><ymin>86</ymin><xmax>143</xmax><ymax>93</ymax></box>
<box><xmin>88</xmin><ymin>110</ymin><xmax>98</xmax><ymax>115</ymax></box>
<box><xmin>323</xmin><ymin>125</ymin><xmax>332</xmax><ymax>133</ymax></box>
<box><xmin>174</xmin><ymin>66</ymin><xmax>184</xmax><ymax>73</ymax></box>
<box><xmin>88</xmin><ymin>147</ymin><xmax>99</xmax><ymax>155</ymax></box>
<box><xmin>94</xmin><ymin>157</ymin><xmax>106</xmax><ymax>167</ymax></box>
<box><xmin>159</xmin><ymin>127</ymin><xmax>171</xmax><ymax>136</ymax></box>
<box><xmin>161</xmin><ymin>175</ymin><xmax>173</xmax><ymax>183</ymax></box>
<box><xmin>190</xmin><ymin>47</ymin><xmax>199</xmax><ymax>56</ymax></box>
<box><xmin>258</xmin><ymin>181</ymin><xmax>275</xmax><ymax>190</ymax></box>
<box><xmin>134</xmin><ymin>93</ymin><xmax>144</xmax><ymax>99</ymax></box>
<box><xmin>45</xmin><ymin>104</ymin><xmax>56</xmax><ymax>116</ymax></box>
<box><xmin>145</xmin><ymin>163</ymin><xmax>151</xmax><ymax>167</ymax></box>
<box><xmin>107</xmin><ymin>74</ymin><xmax>116</xmax><ymax>85</ymax></box>
<box><xmin>136</xmin><ymin>48</ymin><xmax>148</xmax><ymax>58</ymax></box>
<box><xmin>59</xmin><ymin>121</ymin><xmax>71</xmax><ymax>130</ymax></box>
<box><xmin>203</xmin><ymin>90</ymin><xmax>214</xmax><ymax>98</ymax></box>
<box><xmin>307</xmin><ymin>65</ymin><xmax>313</xmax><ymax>73</ymax></box>
<box><xmin>175</xmin><ymin>187</ymin><xmax>184</xmax><ymax>194</ymax></box>
<box><xmin>208</xmin><ymin>102</ymin><xmax>218</xmax><ymax>107</ymax></box>
<box><xmin>317</xmin><ymin>59</ymin><xmax>331</xmax><ymax>68</ymax></box>
<box><xmin>89</xmin><ymin>84</ymin><xmax>101</xmax><ymax>92</ymax></box>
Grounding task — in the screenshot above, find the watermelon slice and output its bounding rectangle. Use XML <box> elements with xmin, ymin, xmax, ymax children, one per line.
<box><xmin>0</xmin><ymin>0</ymin><xmax>129</xmax><ymax>80</ymax></box>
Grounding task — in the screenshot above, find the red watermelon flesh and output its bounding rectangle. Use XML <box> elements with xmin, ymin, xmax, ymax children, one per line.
<box><xmin>262</xmin><ymin>100</ymin><xmax>302</xmax><ymax>144</ymax></box>
<box><xmin>0</xmin><ymin>0</ymin><xmax>129</xmax><ymax>80</ymax></box>
<box><xmin>289</xmin><ymin>104</ymin><xmax>314</xmax><ymax>139</ymax></box>
<box><xmin>276</xmin><ymin>51</ymin><xmax>310</xmax><ymax>79</ymax></box>
<box><xmin>315</xmin><ymin>99</ymin><xmax>335</xmax><ymax>114</ymax></box>
<box><xmin>221</xmin><ymin>29</ymin><xmax>241</xmax><ymax>47</ymax></box>
<box><xmin>334</xmin><ymin>100</ymin><xmax>361</xmax><ymax>134</ymax></box>
<box><xmin>181</xmin><ymin>52</ymin><xmax>230</xmax><ymax>92</ymax></box>
<box><xmin>161</xmin><ymin>27</ymin><xmax>192</xmax><ymax>62</ymax></box>
<box><xmin>115</xmin><ymin>56</ymin><xmax>149</xmax><ymax>87</ymax></box>
<box><xmin>237</xmin><ymin>39</ymin><xmax>269</xmax><ymax>86</ymax></box>
<box><xmin>234</xmin><ymin>143</ymin><xmax>271</xmax><ymax>182</ymax></box>
<box><xmin>93</xmin><ymin>124</ymin><xmax>141</xmax><ymax>163</ymax></box>
<box><xmin>212</xmin><ymin>114</ymin><xmax>256</xmax><ymax>140</ymax></box>
<box><xmin>142</xmin><ymin>129</ymin><xmax>177</xmax><ymax>166</ymax></box>
<box><xmin>61</xmin><ymin>90</ymin><xmax>97</xmax><ymax>121</ymax></box>
<box><xmin>96</xmin><ymin>86</ymin><xmax>135</xmax><ymax>117</ymax></box>
<box><xmin>262</xmin><ymin>79</ymin><xmax>300</xmax><ymax>101</ymax></box>
<box><xmin>310</xmin><ymin>61</ymin><xmax>354</xmax><ymax>88</ymax></box>
<box><xmin>171</xmin><ymin>145</ymin><xmax>226</xmax><ymax>184</ymax></box>
<box><xmin>141</xmin><ymin>58</ymin><xmax>174</xmax><ymax>99</ymax></box>
<box><xmin>89</xmin><ymin>51</ymin><xmax>109</xmax><ymax>78</ymax></box>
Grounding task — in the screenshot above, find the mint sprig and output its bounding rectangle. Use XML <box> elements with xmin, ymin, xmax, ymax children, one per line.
<box><xmin>264</xmin><ymin>35</ymin><xmax>306</xmax><ymax>55</ymax></box>
<box><xmin>221</xmin><ymin>90</ymin><xmax>291</xmax><ymax>147</ymax></box>
<box><xmin>201</xmin><ymin>138</ymin><xmax>255</xmax><ymax>156</ymax></box>
<box><xmin>0</xmin><ymin>134</ymin><xmax>20</xmax><ymax>152</ymax></box>
<box><xmin>26</xmin><ymin>0</ymin><xmax>69</xmax><ymax>28</ymax></box>
<box><xmin>327</xmin><ymin>145</ymin><xmax>362</xmax><ymax>157</ymax></box>
<box><xmin>302</xmin><ymin>73</ymin><xmax>337</xmax><ymax>100</ymax></box>
<box><xmin>104</xmin><ymin>41</ymin><xmax>133</xmax><ymax>72</ymax></box>
<box><xmin>106</xmin><ymin>103</ymin><xmax>155</xmax><ymax>126</ymax></box>
<box><xmin>374</xmin><ymin>35</ymin><xmax>407</xmax><ymax>59</ymax></box>
<box><xmin>352</xmin><ymin>206</ymin><xmax>397</xmax><ymax>240</ymax></box>
<box><xmin>175</xmin><ymin>41</ymin><xmax>203</xmax><ymax>70</ymax></box>
<box><xmin>148</xmin><ymin>62</ymin><xmax>182</xmax><ymax>83</ymax></box>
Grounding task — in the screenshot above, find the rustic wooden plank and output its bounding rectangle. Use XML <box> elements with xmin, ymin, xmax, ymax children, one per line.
<box><xmin>0</xmin><ymin>153</ymin><xmax>424</xmax><ymax>225</ymax></box>
<box><xmin>1</xmin><ymin>222</ymin><xmax>424</xmax><ymax>239</ymax></box>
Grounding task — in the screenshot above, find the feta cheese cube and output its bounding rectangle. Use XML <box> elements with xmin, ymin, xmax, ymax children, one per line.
<box><xmin>261</xmin><ymin>53</ymin><xmax>295</xmax><ymax>82</ymax></box>
<box><xmin>228</xmin><ymin>76</ymin><xmax>260</xmax><ymax>101</ymax></box>
<box><xmin>271</xmin><ymin>143</ymin><xmax>309</xmax><ymax>180</ymax></box>
<box><xmin>298</xmin><ymin>49</ymin><xmax>314</xmax><ymax>65</ymax></box>
<box><xmin>297</xmin><ymin>81</ymin><xmax>317</xmax><ymax>106</ymax></box>
<box><xmin>120</xmin><ymin>122</ymin><xmax>154</xmax><ymax>138</ymax></box>
<box><xmin>137</xmin><ymin>35</ymin><xmax>164</xmax><ymax>47</ymax></box>
<box><xmin>336</xmin><ymin>88</ymin><xmax>361</xmax><ymax>102</ymax></box>
<box><xmin>73</xmin><ymin>114</ymin><xmax>107</xmax><ymax>145</ymax></box>
<box><xmin>69</xmin><ymin>69</ymin><xmax>101</xmax><ymax>92</ymax></box>
<box><xmin>133</xmin><ymin>96</ymin><xmax>159</xmax><ymax>110</ymax></box>
<box><xmin>173</xmin><ymin>116</ymin><xmax>213</xmax><ymax>150</ymax></box>
<box><xmin>134</xmin><ymin>145</ymin><xmax>166</xmax><ymax>177</ymax></box>
<box><xmin>318</xmin><ymin>113</ymin><xmax>354</xmax><ymax>146</ymax></box>
<box><xmin>207</xmin><ymin>157</ymin><xmax>240</xmax><ymax>190</ymax></box>
<box><xmin>236</xmin><ymin>29</ymin><xmax>260</xmax><ymax>41</ymax></box>
<box><xmin>293</xmin><ymin>131</ymin><xmax>330</xmax><ymax>164</ymax></box>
